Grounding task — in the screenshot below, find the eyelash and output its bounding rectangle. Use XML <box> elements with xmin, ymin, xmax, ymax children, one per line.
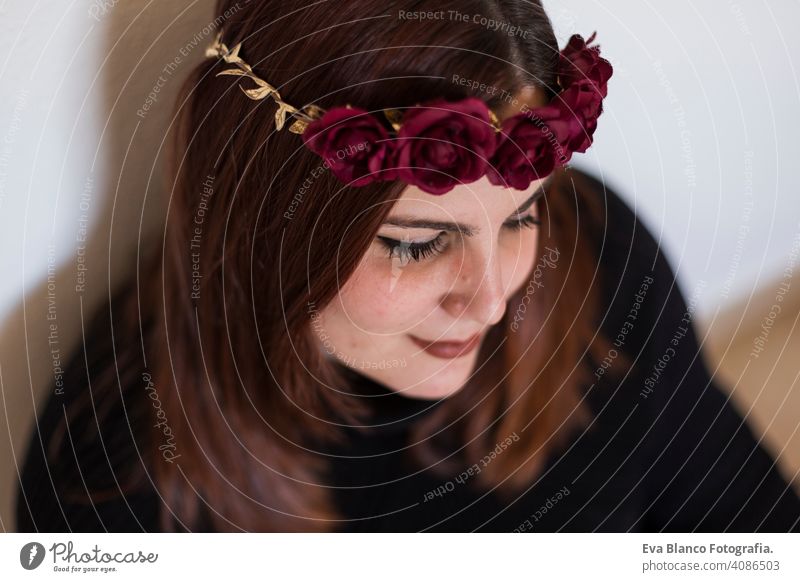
<box><xmin>504</xmin><ymin>214</ymin><xmax>542</xmax><ymax>232</ymax></box>
<box><xmin>377</xmin><ymin>215</ymin><xmax>541</xmax><ymax>263</ymax></box>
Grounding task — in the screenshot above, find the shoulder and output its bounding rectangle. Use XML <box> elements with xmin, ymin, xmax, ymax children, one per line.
<box><xmin>569</xmin><ymin>168</ymin><xmax>691</xmax><ymax>368</ymax></box>
<box><xmin>571</xmin><ymin>171</ymin><xmax>800</xmax><ymax>531</ymax></box>
<box><xmin>573</xmin><ymin>168</ymin><xmax>674</xmax><ymax>304</ymax></box>
<box><xmin>569</xmin><ymin>168</ymin><xmax>710</xmax><ymax>421</ymax></box>
<box><xmin>15</xmin><ymin>285</ymin><xmax>160</xmax><ymax>532</ymax></box>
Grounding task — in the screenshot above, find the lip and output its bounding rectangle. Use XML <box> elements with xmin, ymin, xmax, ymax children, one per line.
<box><xmin>408</xmin><ymin>332</ymin><xmax>482</xmax><ymax>359</ymax></box>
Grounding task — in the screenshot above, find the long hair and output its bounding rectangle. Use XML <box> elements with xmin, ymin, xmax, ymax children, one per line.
<box><xmin>55</xmin><ymin>0</ymin><xmax>627</xmax><ymax>532</ymax></box>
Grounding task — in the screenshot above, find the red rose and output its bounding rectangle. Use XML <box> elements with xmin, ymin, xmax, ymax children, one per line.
<box><xmin>487</xmin><ymin>111</ymin><xmax>559</xmax><ymax>190</ymax></box>
<box><xmin>528</xmin><ymin>102</ymin><xmax>583</xmax><ymax>164</ymax></box>
<box><xmin>302</xmin><ymin>107</ymin><xmax>393</xmax><ymax>186</ymax></box>
<box><xmin>393</xmin><ymin>98</ymin><xmax>497</xmax><ymax>195</ymax></box>
<box><xmin>555</xmin><ymin>80</ymin><xmax>605</xmax><ymax>153</ymax></box>
<box><xmin>298</xmin><ymin>34</ymin><xmax>611</xmax><ymax>193</ymax></box>
<box><xmin>558</xmin><ymin>32</ymin><xmax>613</xmax><ymax>98</ymax></box>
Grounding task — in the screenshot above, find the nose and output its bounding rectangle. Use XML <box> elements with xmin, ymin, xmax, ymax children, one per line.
<box><xmin>442</xmin><ymin>241</ymin><xmax>507</xmax><ymax>327</ymax></box>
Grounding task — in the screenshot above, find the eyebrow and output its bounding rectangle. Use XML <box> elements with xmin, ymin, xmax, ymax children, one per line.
<box><xmin>382</xmin><ymin>178</ymin><xmax>550</xmax><ymax>235</ymax></box>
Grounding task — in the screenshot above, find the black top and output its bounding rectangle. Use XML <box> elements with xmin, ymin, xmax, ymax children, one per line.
<box><xmin>16</xmin><ymin>172</ymin><xmax>800</xmax><ymax>532</ymax></box>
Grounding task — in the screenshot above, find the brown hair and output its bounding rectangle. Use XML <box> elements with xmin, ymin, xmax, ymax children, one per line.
<box><xmin>56</xmin><ymin>0</ymin><xmax>628</xmax><ymax>531</ymax></box>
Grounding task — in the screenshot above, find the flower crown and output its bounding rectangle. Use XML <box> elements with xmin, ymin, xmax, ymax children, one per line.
<box><xmin>205</xmin><ymin>30</ymin><xmax>612</xmax><ymax>195</ymax></box>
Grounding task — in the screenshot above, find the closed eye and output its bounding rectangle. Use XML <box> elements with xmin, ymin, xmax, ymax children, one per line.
<box><xmin>377</xmin><ymin>214</ymin><xmax>540</xmax><ymax>264</ymax></box>
<box><xmin>377</xmin><ymin>232</ymin><xmax>447</xmax><ymax>263</ymax></box>
<box><xmin>503</xmin><ymin>214</ymin><xmax>541</xmax><ymax>232</ymax></box>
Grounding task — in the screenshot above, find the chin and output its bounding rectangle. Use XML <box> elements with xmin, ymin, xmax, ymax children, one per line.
<box><xmin>400</xmin><ymin>359</ymin><xmax>475</xmax><ymax>400</ymax></box>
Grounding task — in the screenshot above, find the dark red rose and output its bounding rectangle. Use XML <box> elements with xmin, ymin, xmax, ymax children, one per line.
<box><xmin>487</xmin><ymin>111</ymin><xmax>559</xmax><ymax>190</ymax></box>
<box><xmin>302</xmin><ymin>107</ymin><xmax>393</xmax><ymax>186</ymax></box>
<box><xmin>558</xmin><ymin>32</ymin><xmax>613</xmax><ymax>98</ymax></box>
<box><xmin>556</xmin><ymin>79</ymin><xmax>605</xmax><ymax>152</ymax></box>
<box><xmin>298</xmin><ymin>35</ymin><xmax>611</xmax><ymax>194</ymax></box>
<box><xmin>393</xmin><ymin>98</ymin><xmax>497</xmax><ymax>195</ymax></box>
<box><xmin>524</xmin><ymin>102</ymin><xmax>583</xmax><ymax>165</ymax></box>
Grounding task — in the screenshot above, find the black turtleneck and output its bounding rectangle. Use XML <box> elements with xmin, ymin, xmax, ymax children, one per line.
<box><xmin>15</xmin><ymin>173</ymin><xmax>800</xmax><ymax>532</ymax></box>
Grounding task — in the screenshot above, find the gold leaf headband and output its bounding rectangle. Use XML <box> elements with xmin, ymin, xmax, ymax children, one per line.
<box><xmin>204</xmin><ymin>29</ymin><xmax>499</xmax><ymax>135</ymax></box>
<box><xmin>204</xmin><ymin>30</ymin><xmax>324</xmax><ymax>133</ymax></box>
<box><xmin>203</xmin><ymin>29</ymin><xmax>612</xmax><ymax>196</ymax></box>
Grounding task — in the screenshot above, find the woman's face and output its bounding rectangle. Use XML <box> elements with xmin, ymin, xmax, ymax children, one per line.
<box><xmin>317</xmin><ymin>88</ymin><xmax>550</xmax><ymax>399</ymax></box>
<box><xmin>317</xmin><ymin>172</ymin><xmax>549</xmax><ymax>399</ymax></box>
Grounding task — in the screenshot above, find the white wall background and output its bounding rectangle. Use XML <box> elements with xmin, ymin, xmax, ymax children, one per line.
<box><xmin>554</xmin><ymin>1</ymin><xmax>800</xmax><ymax>317</ymax></box>
<box><xmin>1</xmin><ymin>0</ymin><xmax>799</xmax><ymax>529</ymax></box>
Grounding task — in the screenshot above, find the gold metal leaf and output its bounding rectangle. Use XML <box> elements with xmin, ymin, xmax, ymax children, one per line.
<box><xmin>207</xmin><ymin>29</ymin><xmax>316</xmax><ymax>133</ymax></box>
<box><xmin>383</xmin><ymin>109</ymin><xmax>403</xmax><ymax>132</ymax></box>
<box><xmin>304</xmin><ymin>104</ymin><xmax>325</xmax><ymax>119</ymax></box>
<box><xmin>488</xmin><ymin>109</ymin><xmax>502</xmax><ymax>132</ymax></box>
<box><xmin>216</xmin><ymin>68</ymin><xmax>248</xmax><ymax>78</ymax></box>
<box><xmin>289</xmin><ymin>119</ymin><xmax>309</xmax><ymax>134</ymax></box>
<box><xmin>205</xmin><ymin>32</ymin><xmax>224</xmax><ymax>58</ymax></box>
<box><xmin>243</xmin><ymin>85</ymin><xmax>280</xmax><ymax>101</ymax></box>
<box><xmin>275</xmin><ymin>101</ymin><xmax>299</xmax><ymax>131</ymax></box>
<box><xmin>225</xmin><ymin>43</ymin><xmax>242</xmax><ymax>62</ymax></box>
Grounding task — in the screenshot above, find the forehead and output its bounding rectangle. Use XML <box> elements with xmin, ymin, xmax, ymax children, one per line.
<box><xmin>386</xmin><ymin>86</ymin><xmax>551</xmax><ymax>219</ymax></box>
<box><xmin>389</xmin><ymin>174</ymin><xmax>547</xmax><ymax>219</ymax></box>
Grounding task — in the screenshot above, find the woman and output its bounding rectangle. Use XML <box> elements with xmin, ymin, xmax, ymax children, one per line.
<box><xmin>16</xmin><ymin>0</ymin><xmax>800</xmax><ymax>532</ymax></box>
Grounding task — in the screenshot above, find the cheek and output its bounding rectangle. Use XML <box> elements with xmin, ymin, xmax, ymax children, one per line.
<box><xmin>322</xmin><ymin>229</ymin><xmax>538</xmax><ymax>333</ymax></box>
<box><xmin>323</xmin><ymin>250</ymin><xmax>439</xmax><ymax>331</ymax></box>
<box><xmin>501</xmin><ymin>228</ymin><xmax>539</xmax><ymax>298</ymax></box>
